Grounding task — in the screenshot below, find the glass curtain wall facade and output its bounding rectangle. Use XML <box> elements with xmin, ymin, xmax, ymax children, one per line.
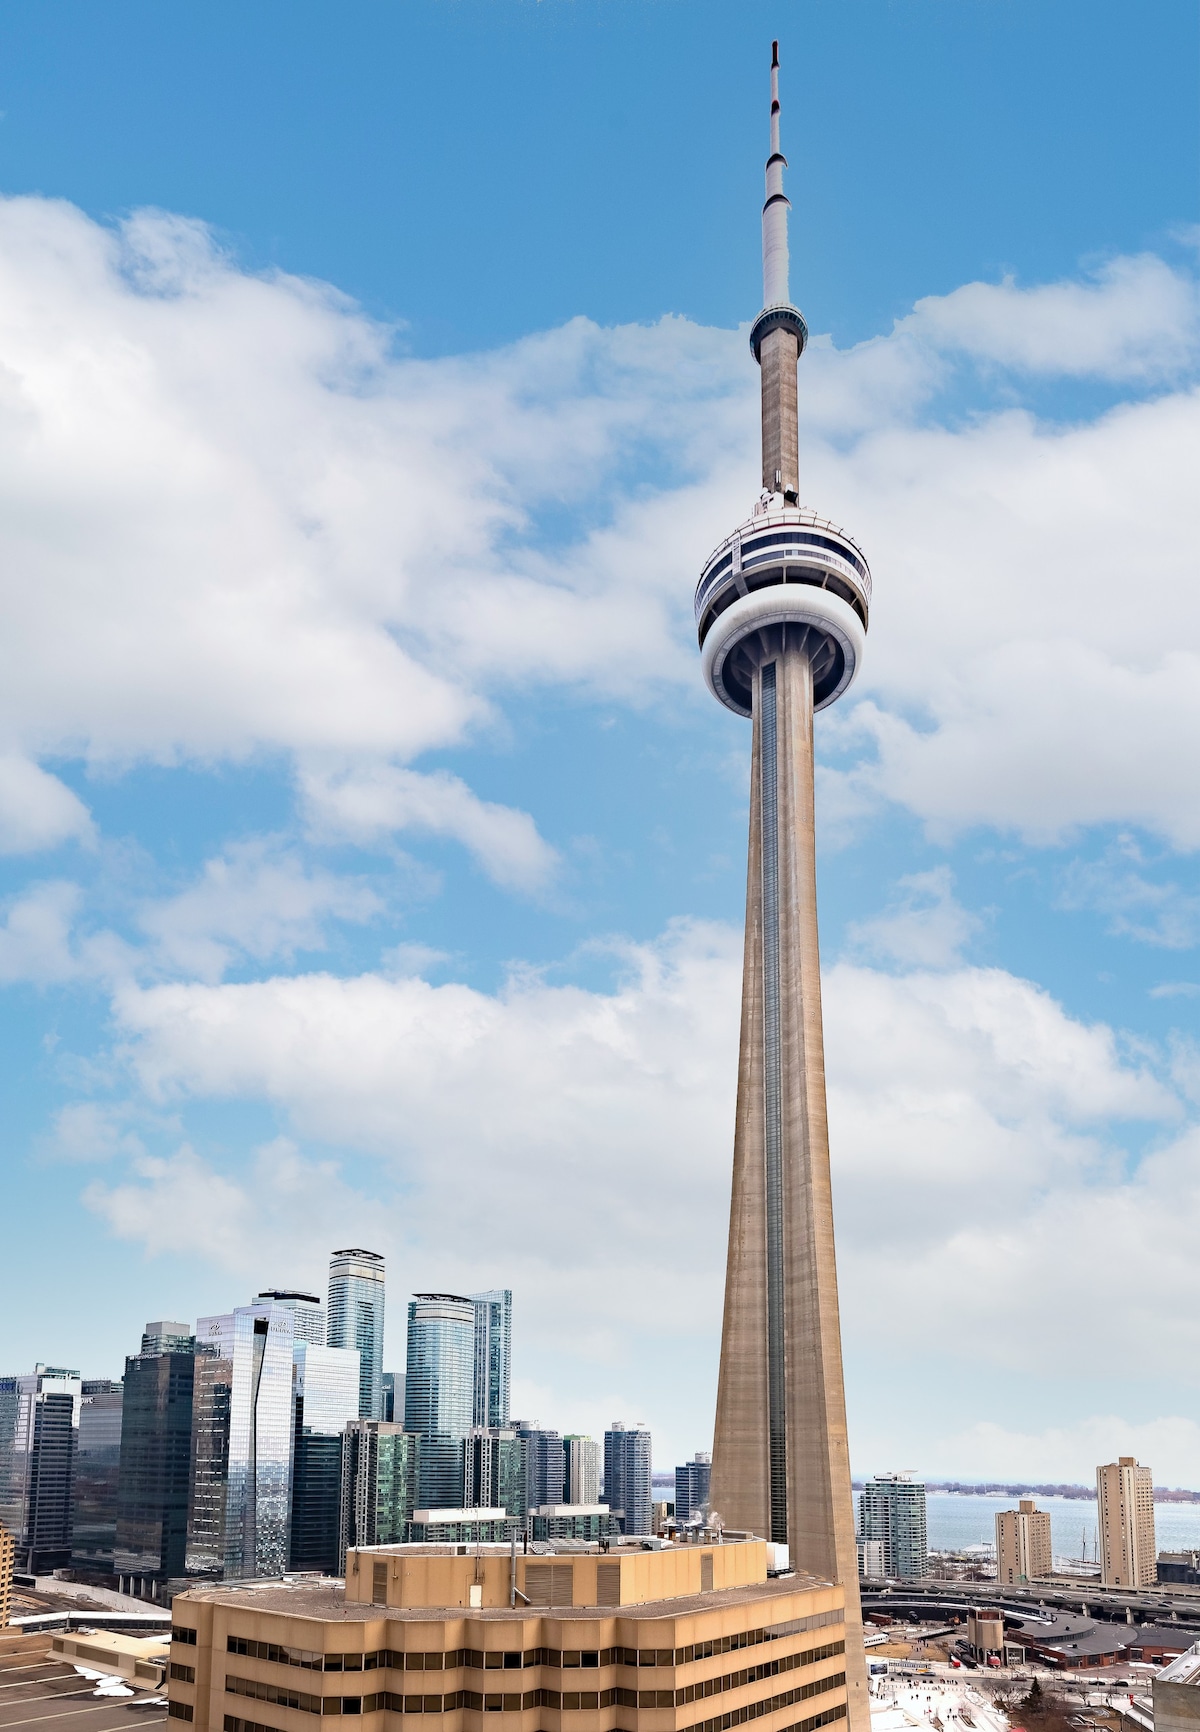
<box><xmin>0</xmin><ymin>1368</ymin><xmax>82</xmax><ymax>1575</ymax></box>
<box><xmin>675</xmin><ymin>1452</ymin><xmax>712</xmax><ymax>1524</ymax></box>
<box><xmin>404</xmin><ymin>1295</ymin><xmax>474</xmax><ymax>1509</ymax></box>
<box><xmin>327</xmin><ymin>1250</ymin><xmax>385</xmax><ymax>1420</ymax></box>
<box><xmin>463</xmin><ymin>1428</ymin><xmax>526</xmax><ymax>1518</ymax></box>
<box><xmin>115</xmin><ymin>1325</ymin><xmax>196</xmax><ymax>1588</ymax></box>
<box><xmin>857</xmin><ymin>1474</ymin><xmax>928</xmax><ymax>1580</ymax></box>
<box><xmin>0</xmin><ymin>1367</ymin><xmax>82</xmax><ymax>1574</ymax></box>
<box><xmin>259</xmin><ymin>1291</ymin><xmax>325</xmax><ymax>1346</ymax></box>
<box><xmin>140</xmin><ymin>1322</ymin><xmax>194</xmax><ymax>1355</ymax></box>
<box><xmin>513</xmin><ymin>1423</ymin><xmax>565</xmax><ymax>1511</ymax></box>
<box><xmin>70</xmin><ymin>1379</ymin><xmax>124</xmax><ymax>1575</ymax></box>
<box><xmin>339</xmin><ymin>1421</ymin><xmax>418</xmax><ymax>1561</ymax></box>
<box><xmin>185</xmin><ymin>1303</ymin><xmax>296</xmax><ymax>1580</ymax></box>
<box><xmin>289</xmin><ymin>1344</ymin><xmax>360</xmax><ymax>1574</ymax></box>
<box><xmin>604</xmin><ymin>1423</ymin><xmax>652</xmax><ymax>1538</ymax></box>
<box><xmin>469</xmin><ymin>1290</ymin><xmax>512</xmax><ymax>1431</ymax></box>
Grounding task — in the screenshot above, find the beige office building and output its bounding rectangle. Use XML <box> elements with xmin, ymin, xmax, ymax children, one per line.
<box><xmin>167</xmin><ymin>1537</ymin><xmax>849</xmax><ymax>1732</ymax></box>
<box><xmin>1097</xmin><ymin>1457</ymin><xmax>1156</xmax><ymax>1588</ymax></box>
<box><xmin>0</xmin><ymin>1521</ymin><xmax>12</xmax><ymax>1628</ymax></box>
<box><xmin>995</xmin><ymin>1500</ymin><xmax>1052</xmax><ymax>1585</ymax></box>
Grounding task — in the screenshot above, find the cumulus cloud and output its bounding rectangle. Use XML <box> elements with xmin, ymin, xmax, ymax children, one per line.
<box><xmin>299</xmin><ymin>763</ymin><xmax>558</xmax><ymax>892</ymax></box>
<box><xmin>847</xmin><ymin>866</ymin><xmax>981</xmax><ymax>967</ymax></box>
<box><xmin>0</xmin><ymin>192</ymin><xmax>1195</xmax><ymax>859</ymax></box>
<box><xmin>138</xmin><ymin>838</ymin><xmax>382</xmax><ymax>982</ymax></box>
<box><xmin>41</xmin><ymin>1100</ymin><xmax>148</xmax><ymax>1164</ymax></box>
<box><xmin>0</xmin><ymin>880</ymin><xmax>82</xmax><ymax>983</ymax></box>
<box><xmin>901</xmin><ymin>252</ymin><xmax>1200</xmax><ymax>381</ymax></box>
<box><xmin>815</xmin><ymin>382</ymin><xmax>1200</xmax><ymax>845</ymax></box>
<box><xmin>3</xmin><ymin>198</ymin><xmax>1200</xmax><ymax>1463</ymax></box>
<box><xmin>0</xmin><ymin>755</ymin><xmax>93</xmax><ymax>855</ymax></box>
<box><xmin>84</xmin><ymin>1136</ymin><xmax>377</xmax><ymax>1272</ymax></box>
<box><xmin>91</xmin><ymin>924</ymin><xmax>1199</xmax><ymax>1440</ymax></box>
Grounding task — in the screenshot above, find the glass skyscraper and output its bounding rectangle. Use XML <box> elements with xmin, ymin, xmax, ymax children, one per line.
<box><xmin>289</xmin><ymin>1342</ymin><xmax>360</xmax><ymax>1574</ymax></box>
<box><xmin>403</xmin><ymin>1294</ymin><xmax>474</xmax><ymax>1509</ymax></box>
<box><xmin>339</xmin><ymin>1421</ymin><xmax>418</xmax><ymax>1560</ymax></box>
<box><xmin>469</xmin><ymin>1290</ymin><xmax>512</xmax><ymax>1430</ymax></box>
<box><xmin>327</xmin><ymin>1250</ymin><xmax>385</xmax><ymax>1420</ymax></box>
<box><xmin>513</xmin><ymin>1422</ymin><xmax>565</xmax><ymax>1511</ymax></box>
<box><xmin>857</xmin><ymin>1473</ymin><xmax>928</xmax><ymax>1581</ymax></box>
<box><xmin>463</xmin><ymin>1428</ymin><xmax>526</xmax><ymax>1518</ymax></box>
<box><xmin>185</xmin><ymin>1301</ymin><xmax>297</xmax><ymax>1580</ymax></box>
<box><xmin>674</xmin><ymin>1452</ymin><xmax>712</xmax><ymax>1524</ymax></box>
<box><xmin>71</xmin><ymin>1379</ymin><xmax>124</xmax><ymax>1576</ymax></box>
<box><xmin>0</xmin><ymin>1366</ymin><xmax>81</xmax><ymax>1573</ymax></box>
<box><xmin>115</xmin><ymin>1322</ymin><xmax>195</xmax><ymax>1591</ymax></box>
<box><xmin>604</xmin><ymin>1422</ymin><xmax>652</xmax><ymax>1538</ymax></box>
<box><xmin>259</xmin><ymin>1289</ymin><xmax>325</xmax><ymax>1346</ymax></box>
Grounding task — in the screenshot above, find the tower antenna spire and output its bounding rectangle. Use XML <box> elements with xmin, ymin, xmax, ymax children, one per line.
<box><xmin>763</xmin><ymin>39</ymin><xmax>789</xmax><ymax>306</ymax></box>
<box><xmin>749</xmin><ymin>42</ymin><xmax>807</xmax><ymax>502</ymax></box>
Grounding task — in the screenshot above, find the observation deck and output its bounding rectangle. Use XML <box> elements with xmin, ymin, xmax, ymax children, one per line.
<box><xmin>695</xmin><ymin>504</ymin><xmax>872</xmax><ymax>717</ymax></box>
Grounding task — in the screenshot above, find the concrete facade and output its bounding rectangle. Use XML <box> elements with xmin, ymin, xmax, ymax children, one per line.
<box><xmin>995</xmin><ymin>1500</ymin><xmax>1052</xmax><ymax>1586</ymax></box>
<box><xmin>1097</xmin><ymin>1457</ymin><xmax>1156</xmax><ymax>1588</ymax></box>
<box><xmin>708</xmin><ymin>643</ymin><xmax>868</xmax><ymax>1732</ymax></box>
<box><xmin>168</xmin><ymin>1539</ymin><xmax>849</xmax><ymax>1732</ymax></box>
<box><xmin>1155</xmin><ymin>1642</ymin><xmax>1200</xmax><ymax>1732</ymax></box>
<box><xmin>0</xmin><ymin>1521</ymin><xmax>12</xmax><ymax>1627</ymax></box>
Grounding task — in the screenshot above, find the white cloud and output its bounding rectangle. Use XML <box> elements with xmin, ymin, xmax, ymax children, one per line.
<box><xmin>89</xmin><ymin>922</ymin><xmax>1200</xmax><ymax>1469</ymax></box>
<box><xmin>42</xmin><ymin>1101</ymin><xmax>147</xmax><ymax>1164</ymax></box>
<box><xmin>299</xmin><ymin>763</ymin><xmax>558</xmax><ymax>892</ymax></box>
<box><xmin>847</xmin><ymin>866</ymin><xmax>981</xmax><ymax>967</ymax></box>
<box><xmin>817</xmin><ymin>383</ymin><xmax>1200</xmax><ymax>846</ymax></box>
<box><xmin>0</xmin><ymin>194</ymin><xmax>1194</xmax><ymax>863</ymax></box>
<box><xmin>901</xmin><ymin>252</ymin><xmax>1200</xmax><ymax>381</ymax></box>
<box><xmin>0</xmin><ymin>754</ymin><xmax>93</xmax><ymax>854</ymax></box>
<box><xmin>138</xmin><ymin>838</ymin><xmax>382</xmax><ymax>982</ymax></box>
<box><xmin>83</xmin><ymin>1137</ymin><xmax>375</xmax><ymax>1272</ymax></box>
<box><xmin>0</xmin><ymin>880</ymin><xmax>81</xmax><ymax>983</ymax></box>
<box><xmin>1058</xmin><ymin>840</ymin><xmax>1200</xmax><ymax>948</ymax></box>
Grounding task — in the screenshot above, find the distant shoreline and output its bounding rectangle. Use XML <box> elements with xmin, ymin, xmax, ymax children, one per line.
<box><xmin>850</xmin><ymin>1480</ymin><xmax>1200</xmax><ymax>1503</ymax></box>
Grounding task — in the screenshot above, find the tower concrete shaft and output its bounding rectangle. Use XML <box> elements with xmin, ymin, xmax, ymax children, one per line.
<box><xmin>701</xmin><ymin>42</ymin><xmax>870</xmax><ymax>1732</ymax></box>
<box><xmin>708</xmin><ymin>633</ymin><xmax>868</xmax><ymax>1732</ymax></box>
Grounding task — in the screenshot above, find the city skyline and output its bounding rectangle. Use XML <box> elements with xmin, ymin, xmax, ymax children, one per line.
<box><xmin>0</xmin><ymin>2</ymin><xmax>1195</xmax><ymax>1483</ymax></box>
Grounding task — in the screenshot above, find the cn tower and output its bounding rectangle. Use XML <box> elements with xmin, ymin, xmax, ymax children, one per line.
<box><xmin>700</xmin><ymin>43</ymin><xmax>870</xmax><ymax>1732</ymax></box>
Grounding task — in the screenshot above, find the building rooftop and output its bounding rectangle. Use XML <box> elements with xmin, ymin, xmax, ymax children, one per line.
<box><xmin>179</xmin><ymin>1567</ymin><xmax>833</xmax><ymax>1627</ymax></box>
<box><xmin>1159</xmin><ymin>1641</ymin><xmax>1200</xmax><ymax>1685</ymax></box>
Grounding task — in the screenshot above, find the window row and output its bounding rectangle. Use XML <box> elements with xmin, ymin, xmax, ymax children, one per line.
<box><xmin>685</xmin><ymin>1691</ymin><xmax>848</xmax><ymax>1732</ymax></box>
<box><xmin>225</xmin><ymin>1666</ymin><xmax>845</xmax><ymax>1719</ymax></box>
<box><xmin>226</xmin><ymin>1617</ymin><xmax>844</xmax><ymax>1675</ymax></box>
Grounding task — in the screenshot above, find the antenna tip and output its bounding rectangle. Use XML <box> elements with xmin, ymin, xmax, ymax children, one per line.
<box><xmin>771</xmin><ymin>40</ymin><xmax>779</xmax><ymax>67</ymax></box>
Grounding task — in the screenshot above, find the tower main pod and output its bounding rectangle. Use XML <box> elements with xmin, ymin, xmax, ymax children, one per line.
<box><xmin>697</xmin><ymin>44</ymin><xmax>870</xmax><ymax>1732</ymax></box>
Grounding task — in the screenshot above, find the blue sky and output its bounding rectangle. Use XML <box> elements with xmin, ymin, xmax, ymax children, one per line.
<box><xmin>0</xmin><ymin>0</ymin><xmax>1198</xmax><ymax>1485</ymax></box>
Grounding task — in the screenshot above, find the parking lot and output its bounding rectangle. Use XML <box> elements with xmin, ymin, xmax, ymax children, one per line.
<box><xmin>0</xmin><ymin>1643</ymin><xmax>166</xmax><ymax>1732</ymax></box>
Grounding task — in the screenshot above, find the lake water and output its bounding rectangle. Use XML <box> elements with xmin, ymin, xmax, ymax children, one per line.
<box><xmin>926</xmin><ymin>1491</ymin><xmax>1200</xmax><ymax>1560</ymax></box>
